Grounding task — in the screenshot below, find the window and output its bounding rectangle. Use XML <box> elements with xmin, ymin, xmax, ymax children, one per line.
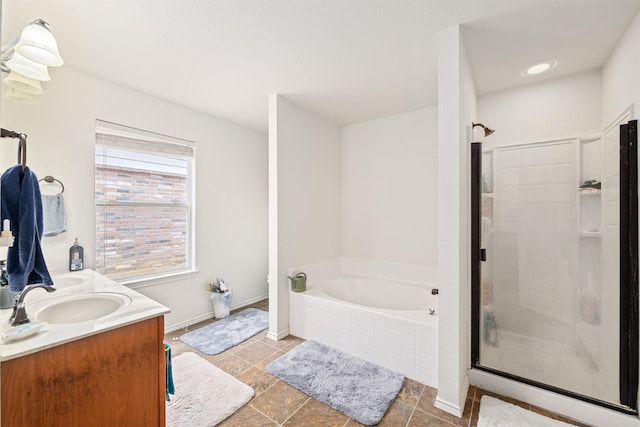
<box><xmin>95</xmin><ymin>120</ymin><xmax>194</xmax><ymax>281</ymax></box>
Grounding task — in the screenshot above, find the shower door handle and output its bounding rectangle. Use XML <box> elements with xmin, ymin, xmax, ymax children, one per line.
<box><xmin>480</xmin><ymin>248</ymin><xmax>486</xmax><ymax>262</ymax></box>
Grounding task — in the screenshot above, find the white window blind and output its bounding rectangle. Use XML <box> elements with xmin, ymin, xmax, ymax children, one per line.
<box><xmin>95</xmin><ymin>120</ymin><xmax>195</xmax><ymax>281</ymax></box>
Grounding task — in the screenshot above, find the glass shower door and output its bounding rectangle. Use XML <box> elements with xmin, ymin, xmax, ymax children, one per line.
<box><xmin>471</xmin><ymin>120</ymin><xmax>638</xmax><ymax>414</ymax></box>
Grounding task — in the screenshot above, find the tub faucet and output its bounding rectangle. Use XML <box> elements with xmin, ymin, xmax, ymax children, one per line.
<box><xmin>9</xmin><ymin>284</ymin><xmax>56</xmax><ymax>326</ymax></box>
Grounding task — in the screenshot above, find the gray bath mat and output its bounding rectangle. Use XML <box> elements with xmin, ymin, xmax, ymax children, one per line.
<box><xmin>166</xmin><ymin>352</ymin><xmax>254</xmax><ymax>426</ymax></box>
<box><xmin>180</xmin><ymin>308</ymin><xmax>268</xmax><ymax>355</ymax></box>
<box><xmin>266</xmin><ymin>340</ymin><xmax>404</xmax><ymax>425</ymax></box>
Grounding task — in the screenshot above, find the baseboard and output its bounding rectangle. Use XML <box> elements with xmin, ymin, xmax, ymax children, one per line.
<box><xmin>164</xmin><ymin>312</ymin><xmax>213</xmax><ymax>334</ymax></box>
<box><xmin>434</xmin><ymin>396</ymin><xmax>463</xmax><ymax>417</ymax></box>
<box><xmin>267</xmin><ymin>328</ymin><xmax>290</xmax><ymax>341</ymax></box>
<box><xmin>164</xmin><ymin>294</ymin><xmax>269</xmax><ymax>334</ymax></box>
<box><xmin>230</xmin><ymin>293</ymin><xmax>269</xmax><ymax>311</ymax></box>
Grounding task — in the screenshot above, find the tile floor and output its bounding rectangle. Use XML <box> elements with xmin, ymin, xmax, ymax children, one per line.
<box><xmin>164</xmin><ymin>299</ymin><xmax>590</xmax><ymax>426</ymax></box>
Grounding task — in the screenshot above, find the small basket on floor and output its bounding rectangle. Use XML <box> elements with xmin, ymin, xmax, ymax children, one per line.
<box><xmin>210</xmin><ymin>290</ymin><xmax>233</xmax><ymax>319</ymax></box>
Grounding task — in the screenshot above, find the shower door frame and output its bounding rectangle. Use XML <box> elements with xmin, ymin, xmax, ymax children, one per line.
<box><xmin>470</xmin><ymin>120</ymin><xmax>639</xmax><ymax>415</ymax></box>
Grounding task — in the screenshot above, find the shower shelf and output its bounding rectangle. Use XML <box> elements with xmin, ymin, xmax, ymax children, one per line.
<box><xmin>579</xmin><ymin>230</ymin><xmax>601</xmax><ymax>237</ymax></box>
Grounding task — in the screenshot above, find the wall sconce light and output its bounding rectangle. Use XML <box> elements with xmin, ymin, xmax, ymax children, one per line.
<box><xmin>0</xmin><ymin>19</ymin><xmax>63</xmax><ymax>102</ymax></box>
<box><xmin>4</xmin><ymin>71</ymin><xmax>44</xmax><ymax>95</ymax></box>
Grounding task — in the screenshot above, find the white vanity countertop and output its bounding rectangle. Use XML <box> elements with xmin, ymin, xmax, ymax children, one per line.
<box><xmin>0</xmin><ymin>269</ymin><xmax>170</xmax><ymax>362</ymax></box>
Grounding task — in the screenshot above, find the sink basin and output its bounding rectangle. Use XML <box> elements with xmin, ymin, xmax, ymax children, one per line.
<box><xmin>34</xmin><ymin>293</ymin><xmax>132</xmax><ymax>324</ymax></box>
<box><xmin>52</xmin><ymin>276</ymin><xmax>85</xmax><ymax>288</ymax></box>
<box><xmin>51</xmin><ymin>272</ymin><xmax>96</xmax><ymax>289</ymax></box>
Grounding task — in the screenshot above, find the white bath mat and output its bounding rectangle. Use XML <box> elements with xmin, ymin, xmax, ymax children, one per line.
<box><xmin>478</xmin><ymin>396</ymin><xmax>574</xmax><ymax>427</ymax></box>
<box><xmin>166</xmin><ymin>352</ymin><xmax>254</xmax><ymax>426</ymax></box>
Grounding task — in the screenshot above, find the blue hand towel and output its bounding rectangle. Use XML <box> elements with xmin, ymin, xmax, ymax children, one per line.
<box><xmin>165</xmin><ymin>343</ymin><xmax>175</xmax><ymax>400</ymax></box>
<box><xmin>42</xmin><ymin>193</ymin><xmax>66</xmax><ymax>236</ymax></box>
<box><xmin>1</xmin><ymin>165</ymin><xmax>53</xmax><ymax>292</ymax></box>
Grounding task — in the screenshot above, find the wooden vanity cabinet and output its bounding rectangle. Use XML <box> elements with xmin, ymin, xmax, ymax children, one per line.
<box><xmin>0</xmin><ymin>316</ymin><xmax>166</xmax><ymax>427</ymax></box>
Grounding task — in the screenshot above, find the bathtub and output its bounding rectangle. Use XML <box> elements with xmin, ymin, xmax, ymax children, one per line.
<box><xmin>289</xmin><ymin>274</ymin><xmax>439</xmax><ymax>387</ymax></box>
<box><xmin>322</xmin><ymin>276</ymin><xmax>438</xmax><ymax>313</ymax></box>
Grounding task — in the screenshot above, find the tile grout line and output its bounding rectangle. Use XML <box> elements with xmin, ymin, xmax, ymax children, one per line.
<box><xmin>233</xmin><ymin>350</ymin><xmax>279</xmax><ymax>367</ymax></box>
<box><xmin>468</xmin><ymin>394</ymin><xmax>475</xmax><ymax>427</ymax></box>
<box><xmin>417</xmin><ymin>393</ymin><xmax>462</xmax><ymax>427</ymax></box>
<box><xmin>245</xmin><ymin>379</ymin><xmax>281</xmax><ymax>422</ymax></box>
<box><xmin>279</xmin><ymin>396</ymin><xmax>311</xmax><ymax>426</ymax></box>
<box><xmin>247</xmin><ymin>405</ymin><xmax>282</xmax><ymax>426</ymax></box>
<box><xmin>231</xmin><ymin>362</ymin><xmax>253</xmax><ymax>380</ymax></box>
<box><xmin>248</xmin><ymin>377</ymin><xmax>282</xmax><ymax>404</ymax></box>
<box><xmin>405</xmin><ymin>386</ymin><xmax>425</xmax><ymax>427</ymax></box>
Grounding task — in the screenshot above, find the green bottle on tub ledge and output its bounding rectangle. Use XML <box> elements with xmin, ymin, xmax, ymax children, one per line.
<box><xmin>287</xmin><ymin>272</ymin><xmax>307</xmax><ymax>292</ymax></box>
<box><xmin>69</xmin><ymin>238</ymin><xmax>84</xmax><ymax>271</ymax></box>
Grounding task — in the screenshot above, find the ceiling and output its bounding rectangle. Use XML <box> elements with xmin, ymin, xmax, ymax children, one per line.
<box><xmin>2</xmin><ymin>1</ymin><xmax>640</xmax><ymax>132</ymax></box>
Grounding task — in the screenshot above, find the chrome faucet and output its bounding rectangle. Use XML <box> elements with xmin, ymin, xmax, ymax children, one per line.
<box><xmin>9</xmin><ymin>284</ymin><xmax>56</xmax><ymax>326</ymax></box>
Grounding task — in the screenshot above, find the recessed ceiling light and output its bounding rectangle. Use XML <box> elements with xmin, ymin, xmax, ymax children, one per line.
<box><xmin>522</xmin><ymin>60</ymin><xmax>557</xmax><ymax>76</ymax></box>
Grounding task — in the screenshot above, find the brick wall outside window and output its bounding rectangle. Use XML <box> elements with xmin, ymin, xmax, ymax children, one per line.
<box><xmin>95</xmin><ymin>165</ymin><xmax>188</xmax><ymax>280</ymax></box>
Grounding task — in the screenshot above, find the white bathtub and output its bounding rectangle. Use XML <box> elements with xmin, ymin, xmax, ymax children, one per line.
<box><xmin>289</xmin><ymin>274</ymin><xmax>439</xmax><ymax>387</ymax></box>
<box><xmin>322</xmin><ymin>276</ymin><xmax>438</xmax><ymax>312</ymax></box>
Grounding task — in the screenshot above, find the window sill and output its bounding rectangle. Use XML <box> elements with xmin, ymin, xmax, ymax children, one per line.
<box><xmin>120</xmin><ymin>269</ymin><xmax>200</xmax><ymax>290</ymax></box>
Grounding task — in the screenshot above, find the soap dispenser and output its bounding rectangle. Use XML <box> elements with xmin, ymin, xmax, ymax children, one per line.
<box><xmin>0</xmin><ymin>260</ymin><xmax>8</xmax><ymax>287</ymax></box>
<box><xmin>69</xmin><ymin>238</ymin><xmax>84</xmax><ymax>271</ymax></box>
<box><xmin>0</xmin><ymin>260</ymin><xmax>12</xmax><ymax>309</ymax></box>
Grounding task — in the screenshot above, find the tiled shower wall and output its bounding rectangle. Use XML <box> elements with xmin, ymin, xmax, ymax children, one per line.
<box><xmin>492</xmin><ymin>140</ymin><xmax>576</xmax><ymax>335</ymax></box>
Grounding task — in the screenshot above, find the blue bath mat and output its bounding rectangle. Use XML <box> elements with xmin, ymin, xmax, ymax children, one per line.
<box><xmin>180</xmin><ymin>308</ymin><xmax>268</xmax><ymax>355</ymax></box>
<box><xmin>266</xmin><ymin>340</ymin><xmax>404</xmax><ymax>425</ymax></box>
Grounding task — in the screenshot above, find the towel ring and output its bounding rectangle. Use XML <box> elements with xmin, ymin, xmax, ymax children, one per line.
<box><xmin>39</xmin><ymin>175</ymin><xmax>64</xmax><ymax>193</ymax></box>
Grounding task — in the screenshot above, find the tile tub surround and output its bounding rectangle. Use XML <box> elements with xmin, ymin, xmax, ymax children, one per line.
<box><xmin>165</xmin><ymin>299</ymin><xmax>589</xmax><ymax>426</ymax></box>
<box><xmin>289</xmin><ymin>282</ymin><xmax>438</xmax><ymax>387</ymax></box>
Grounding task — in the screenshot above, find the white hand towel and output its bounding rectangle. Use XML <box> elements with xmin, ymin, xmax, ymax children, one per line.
<box><xmin>42</xmin><ymin>193</ymin><xmax>66</xmax><ymax>236</ymax></box>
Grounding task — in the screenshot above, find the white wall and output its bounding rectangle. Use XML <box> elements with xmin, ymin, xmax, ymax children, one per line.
<box><xmin>341</xmin><ymin>107</ymin><xmax>438</xmax><ymax>268</ymax></box>
<box><xmin>268</xmin><ymin>95</ymin><xmax>342</xmax><ymax>339</ymax></box>
<box><xmin>0</xmin><ymin>67</ymin><xmax>268</xmax><ymax>331</ymax></box>
<box><xmin>458</xmin><ymin>36</ymin><xmax>476</xmax><ymax>413</ymax></box>
<box><xmin>478</xmin><ymin>69</ymin><xmax>602</xmax><ymax>145</ymax></box>
<box><xmin>436</xmin><ymin>24</ymin><xmax>475</xmax><ymax>417</ymax></box>
<box><xmin>602</xmin><ymin>11</ymin><xmax>640</xmax><ymax>125</ymax></box>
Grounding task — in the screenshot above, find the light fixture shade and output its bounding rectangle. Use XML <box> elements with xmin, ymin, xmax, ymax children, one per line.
<box><xmin>6</xmin><ymin>52</ymin><xmax>50</xmax><ymax>82</ymax></box>
<box><xmin>3</xmin><ymin>71</ymin><xmax>44</xmax><ymax>95</ymax></box>
<box><xmin>3</xmin><ymin>86</ymin><xmax>39</xmax><ymax>104</ymax></box>
<box><xmin>15</xmin><ymin>20</ymin><xmax>63</xmax><ymax>67</ymax></box>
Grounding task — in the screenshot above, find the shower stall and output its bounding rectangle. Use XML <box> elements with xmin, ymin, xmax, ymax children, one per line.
<box><xmin>471</xmin><ymin>117</ymin><xmax>639</xmax><ymax>414</ymax></box>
